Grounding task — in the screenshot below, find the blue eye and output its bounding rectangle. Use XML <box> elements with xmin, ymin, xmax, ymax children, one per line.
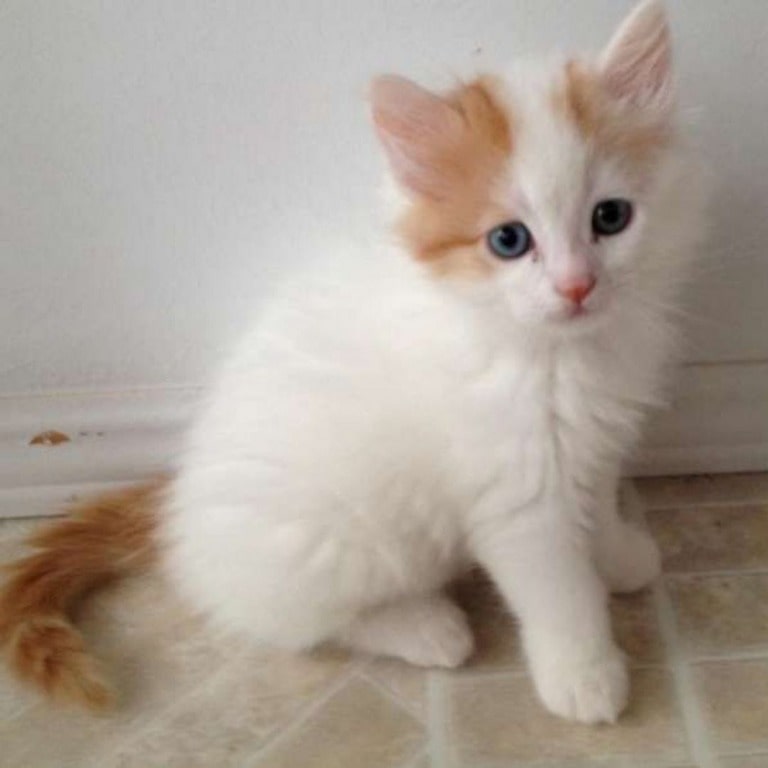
<box><xmin>486</xmin><ymin>222</ymin><xmax>533</xmax><ymax>260</ymax></box>
<box><xmin>592</xmin><ymin>198</ymin><xmax>633</xmax><ymax>237</ymax></box>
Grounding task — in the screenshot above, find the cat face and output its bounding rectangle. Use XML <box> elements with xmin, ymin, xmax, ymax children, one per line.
<box><xmin>372</xmin><ymin>0</ymin><xmax>683</xmax><ymax>335</ymax></box>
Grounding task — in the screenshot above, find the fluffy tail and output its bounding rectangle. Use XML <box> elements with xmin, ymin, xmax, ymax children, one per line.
<box><xmin>0</xmin><ymin>479</ymin><xmax>166</xmax><ymax>711</ymax></box>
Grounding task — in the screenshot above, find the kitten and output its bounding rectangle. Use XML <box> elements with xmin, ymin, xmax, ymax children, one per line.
<box><xmin>0</xmin><ymin>0</ymin><xmax>706</xmax><ymax>724</ymax></box>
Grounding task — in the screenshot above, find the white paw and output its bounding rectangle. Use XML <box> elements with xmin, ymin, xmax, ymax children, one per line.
<box><xmin>532</xmin><ymin>648</ymin><xmax>629</xmax><ymax>724</ymax></box>
<box><xmin>602</xmin><ymin>525</ymin><xmax>662</xmax><ymax>594</ymax></box>
<box><xmin>399</xmin><ymin>600</ymin><xmax>475</xmax><ymax>669</ymax></box>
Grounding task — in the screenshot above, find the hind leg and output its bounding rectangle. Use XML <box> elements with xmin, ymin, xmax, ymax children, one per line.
<box><xmin>338</xmin><ymin>593</ymin><xmax>474</xmax><ymax>668</ymax></box>
<box><xmin>593</xmin><ymin>487</ymin><xmax>661</xmax><ymax>594</ymax></box>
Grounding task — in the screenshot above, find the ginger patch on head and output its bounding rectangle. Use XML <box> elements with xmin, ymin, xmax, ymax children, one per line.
<box><xmin>395</xmin><ymin>78</ymin><xmax>513</xmax><ymax>278</ymax></box>
<box><xmin>557</xmin><ymin>60</ymin><xmax>673</xmax><ymax>174</ymax></box>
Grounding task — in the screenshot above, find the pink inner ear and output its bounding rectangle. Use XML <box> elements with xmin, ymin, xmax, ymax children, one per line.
<box><xmin>599</xmin><ymin>0</ymin><xmax>674</xmax><ymax>112</ymax></box>
<box><xmin>370</xmin><ymin>75</ymin><xmax>465</xmax><ymax>198</ymax></box>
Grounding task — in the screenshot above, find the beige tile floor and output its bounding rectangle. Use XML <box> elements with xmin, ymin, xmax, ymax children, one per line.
<box><xmin>1</xmin><ymin>474</ymin><xmax>767</xmax><ymax>768</ymax></box>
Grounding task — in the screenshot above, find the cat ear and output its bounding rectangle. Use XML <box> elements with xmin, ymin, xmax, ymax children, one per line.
<box><xmin>598</xmin><ymin>0</ymin><xmax>674</xmax><ymax>115</ymax></box>
<box><xmin>370</xmin><ymin>75</ymin><xmax>465</xmax><ymax>199</ymax></box>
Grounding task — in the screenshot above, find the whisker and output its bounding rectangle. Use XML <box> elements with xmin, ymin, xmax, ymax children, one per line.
<box><xmin>612</xmin><ymin>282</ymin><xmax>717</xmax><ymax>327</ymax></box>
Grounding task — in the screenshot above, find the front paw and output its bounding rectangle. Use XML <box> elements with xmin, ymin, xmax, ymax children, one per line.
<box><xmin>531</xmin><ymin>646</ymin><xmax>629</xmax><ymax>724</ymax></box>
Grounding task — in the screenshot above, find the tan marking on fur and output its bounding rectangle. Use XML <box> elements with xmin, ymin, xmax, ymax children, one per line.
<box><xmin>558</xmin><ymin>60</ymin><xmax>673</xmax><ymax>171</ymax></box>
<box><xmin>397</xmin><ymin>76</ymin><xmax>513</xmax><ymax>278</ymax></box>
<box><xmin>0</xmin><ymin>478</ymin><xmax>166</xmax><ymax>710</ymax></box>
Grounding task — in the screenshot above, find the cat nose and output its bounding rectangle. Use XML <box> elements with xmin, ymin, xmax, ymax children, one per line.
<box><xmin>555</xmin><ymin>276</ymin><xmax>597</xmax><ymax>305</ymax></box>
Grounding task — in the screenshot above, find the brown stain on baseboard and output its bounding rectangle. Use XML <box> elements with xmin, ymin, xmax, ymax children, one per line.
<box><xmin>29</xmin><ymin>430</ymin><xmax>71</xmax><ymax>446</ymax></box>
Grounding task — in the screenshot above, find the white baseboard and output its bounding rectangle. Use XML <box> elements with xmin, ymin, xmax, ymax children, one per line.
<box><xmin>1</xmin><ymin>363</ymin><xmax>766</xmax><ymax>518</ymax></box>
<box><xmin>0</xmin><ymin>387</ymin><xmax>200</xmax><ymax>519</ymax></box>
<box><xmin>634</xmin><ymin>362</ymin><xmax>768</xmax><ymax>476</ymax></box>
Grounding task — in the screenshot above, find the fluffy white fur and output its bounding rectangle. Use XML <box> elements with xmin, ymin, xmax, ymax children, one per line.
<box><xmin>163</xmin><ymin>0</ymin><xmax>706</xmax><ymax>724</ymax></box>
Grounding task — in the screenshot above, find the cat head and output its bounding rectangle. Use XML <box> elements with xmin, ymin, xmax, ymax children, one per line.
<box><xmin>371</xmin><ymin>0</ymin><xmax>703</xmax><ymax>335</ymax></box>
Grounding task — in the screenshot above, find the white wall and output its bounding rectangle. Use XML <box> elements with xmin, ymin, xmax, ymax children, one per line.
<box><xmin>1</xmin><ymin>1</ymin><xmax>767</xmax><ymax>475</ymax></box>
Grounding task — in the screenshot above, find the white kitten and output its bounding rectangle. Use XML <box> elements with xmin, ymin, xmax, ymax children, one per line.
<box><xmin>0</xmin><ymin>0</ymin><xmax>706</xmax><ymax>724</ymax></box>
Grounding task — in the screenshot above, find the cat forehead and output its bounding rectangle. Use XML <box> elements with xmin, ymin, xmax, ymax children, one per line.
<box><xmin>485</xmin><ymin>58</ymin><xmax>665</xmax><ymax>193</ymax></box>
<box><xmin>469</xmin><ymin>62</ymin><xmax>593</xmax><ymax>217</ymax></box>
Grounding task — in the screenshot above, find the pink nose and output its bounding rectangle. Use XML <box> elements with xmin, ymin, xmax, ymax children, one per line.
<box><xmin>555</xmin><ymin>276</ymin><xmax>597</xmax><ymax>305</ymax></box>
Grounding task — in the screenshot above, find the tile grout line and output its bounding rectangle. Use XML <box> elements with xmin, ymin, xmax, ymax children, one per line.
<box><xmin>82</xmin><ymin>647</ymin><xmax>252</xmax><ymax>766</ymax></box>
<box><xmin>453</xmin><ymin>661</ymin><xmax>666</xmax><ymax>686</ymax></box>
<box><xmin>358</xmin><ymin>667</ymin><xmax>428</xmax><ymax>724</ymax></box>
<box><xmin>395</xmin><ymin>745</ymin><xmax>430</xmax><ymax>768</ymax></box>
<box><xmin>426</xmin><ymin>669</ymin><xmax>449</xmax><ymax>768</ymax></box>
<box><xmin>642</xmin><ymin>497</ymin><xmax>768</xmax><ymax>512</ymax></box>
<box><xmin>9</xmin><ymin>640</ymin><xmax>258</xmax><ymax>765</ymax></box>
<box><xmin>0</xmin><ymin>528</ymin><xmax>248</xmax><ymax>751</ymax></box>
<box><xmin>717</xmin><ymin>746</ymin><xmax>768</xmax><ymax>759</ymax></box>
<box><xmin>0</xmin><ymin>694</ymin><xmax>38</xmax><ymax>728</ymax></box>
<box><xmin>665</xmin><ymin>567</ymin><xmax>768</xmax><ymax>578</ymax></box>
<box><xmin>653</xmin><ymin>580</ymin><xmax>720</xmax><ymax>768</ymax></box>
<box><xmin>245</xmin><ymin>666</ymin><xmax>359</xmax><ymax>767</ymax></box>
<box><xmin>632</xmin><ymin>480</ymin><xmax>721</xmax><ymax>768</ymax></box>
<box><xmin>687</xmin><ymin>648</ymin><xmax>768</xmax><ymax>664</ymax></box>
